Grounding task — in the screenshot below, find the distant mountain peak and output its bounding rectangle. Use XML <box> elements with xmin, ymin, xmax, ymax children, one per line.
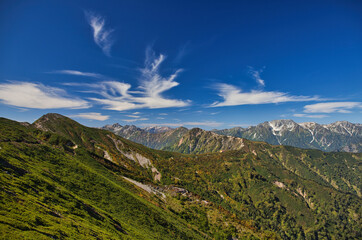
<box><xmin>269</xmin><ymin>119</ymin><xmax>297</xmax><ymax>124</ymax></box>
<box><xmin>111</xmin><ymin>123</ymin><xmax>122</xmax><ymax>128</ymax></box>
<box><xmin>189</xmin><ymin>127</ymin><xmax>204</xmax><ymax>132</ymax></box>
<box><xmin>142</xmin><ymin>126</ymin><xmax>173</xmax><ymax>133</ymax></box>
<box><xmin>325</xmin><ymin>121</ymin><xmax>361</xmax><ymax>136</ymax></box>
<box><xmin>266</xmin><ymin>119</ymin><xmax>298</xmax><ymax>136</ymax></box>
<box><xmin>175</xmin><ymin>126</ymin><xmax>188</xmax><ymax>131</ymax></box>
<box><xmin>103</xmin><ymin>123</ymin><xmax>122</xmax><ymax>131</ymax></box>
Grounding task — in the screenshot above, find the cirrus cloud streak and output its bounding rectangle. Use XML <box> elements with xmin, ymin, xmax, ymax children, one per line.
<box><xmin>122</xmin><ymin>118</ymin><xmax>149</xmax><ymax>123</ymax></box>
<box><xmin>211</xmin><ymin>83</ymin><xmax>320</xmax><ymax>107</ymax></box>
<box><xmin>49</xmin><ymin>70</ymin><xmax>108</xmax><ymax>79</ymax></box>
<box><xmin>85</xmin><ymin>11</ymin><xmax>114</xmax><ymax>56</ymax></box>
<box><xmin>89</xmin><ymin>50</ymin><xmax>190</xmax><ymax>111</ymax></box>
<box><xmin>248</xmin><ymin>67</ymin><xmax>265</xmax><ymax>87</ymax></box>
<box><xmin>70</xmin><ymin>112</ymin><xmax>109</xmax><ymax>121</ymax></box>
<box><xmin>303</xmin><ymin>102</ymin><xmax>362</xmax><ymax>113</ymax></box>
<box><xmin>293</xmin><ymin>113</ymin><xmax>328</xmax><ymax>118</ymax></box>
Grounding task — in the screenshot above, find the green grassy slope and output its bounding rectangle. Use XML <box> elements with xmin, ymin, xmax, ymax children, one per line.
<box><xmin>154</xmin><ymin>149</ymin><xmax>361</xmax><ymax>239</ymax></box>
<box><xmin>0</xmin><ymin>115</ymin><xmax>265</xmax><ymax>239</ymax></box>
<box><xmin>1</xmin><ymin>114</ymin><xmax>361</xmax><ymax>239</ymax></box>
<box><xmin>0</xmin><ymin>117</ymin><xmax>206</xmax><ymax>239</ymax></box>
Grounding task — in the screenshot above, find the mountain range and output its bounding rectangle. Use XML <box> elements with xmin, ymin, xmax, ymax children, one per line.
<box><xmin>103</xmin><ymin>120</ymin><xmax>362</xmax><ymax>153</ymax></box>
<box><xmin>1</xmin><ymin>113</ymin><xmax>361</xmax><ymax>239</ymax></box>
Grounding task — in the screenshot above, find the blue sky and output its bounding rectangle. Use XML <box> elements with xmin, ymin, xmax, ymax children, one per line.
<box><xmin>0</xmin><ymin>0</ymin><xmax>361</xmax><ymax>129</ymax></box>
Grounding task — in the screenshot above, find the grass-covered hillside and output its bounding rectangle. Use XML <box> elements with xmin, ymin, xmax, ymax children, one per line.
<box><xmin>0</xmin><ymin>114</ymin><xmax>270</xmax><ymax>239</ymax></box>
<box><xmin>0</xmin><ymin>114</ymin><xmax>361</xmax><ymax>239</ymax></box>
<box><xmin>165</xmin><ymin>128</ymin><xmax>361</xmax><ymax>197</ymax></box>
<box><xmin>0</xmin><ymin>117</ymin><xmax>207</xmax><ymax>239</ymax></box>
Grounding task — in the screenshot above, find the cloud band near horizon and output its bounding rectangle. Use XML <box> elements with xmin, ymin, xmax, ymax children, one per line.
<box><xmin>211</xmin><ymin>83</ymin><xmax>321</xmax><ymax>107</ymax></box>
<box><xmin>0</xmin><ymin>81</ymin><xmax>90</xmax><ymax>109</ymax></box>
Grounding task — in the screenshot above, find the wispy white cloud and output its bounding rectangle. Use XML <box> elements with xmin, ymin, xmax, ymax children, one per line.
<box><xmin>140</xmin><ymin>121</ymin><xmax>222</xmax><ymax>128</ymax></box>
<box><xmin>156</xmin><ymin>117</ymin><xmax>165</xmax><ymax>119</ymax></box>
<box><xmin>49</xmin><ymin>70</ymin><xmax>108</xmax><ymax>79</ymax></box>
<box><xmin>122</xmin><ymin>118</ymin><xmax>149</xmax><ymax>123</ymax></box>
<box><xmin>125</xmin><ymin>115</ymin><xmax>140</xmax><ymax>118</ymax></box>
<box><xmin>211</xmin><ymin>83</ymin><xmax>320</xmax><ymax>107</ymax></box>
<box><xmin>70</xmin><ymin>112</ymin><xmax>109</xmax><ymax>121</ymax></box>
<box><xmin>293</xmin><ymin>113</ymin><xmax>328</xmax><ymax>118</ymax></box>
<box><xmin>85</xmin><ymin>11</ymin><xmax>114</xmax><ymax>56</ymax></box>
<box><xmin>248</xmin><ymin>67</ymin><xmax>265</xmax><ymax>87</ymax></box>
<box><xmin>0</xmin><ymin>81</ymin><xmax>90</xmax><ymax>109</ymax></box>
<box><xmin>177</xmin><ymin>108</ymin><xmax>190</xmax><ymax>112</ymax></box>
<box><xmin>159</xmin><ymin>113</ymin><xmax>168</xmax><ymax>115</ymax></box>
<box><xmin>89</xmin><ymin>49</ymin><xmax>190</xmax><ymax>111</ymax></box>
<box><xmin>210</xmin><ymin>112</ymin><xmax>220</xmax><ymax>115</ymax></box>
<box><xmin>303</xmin><ymin>102</ymin><xmax>362</xmax><ymax>113</ymax></box>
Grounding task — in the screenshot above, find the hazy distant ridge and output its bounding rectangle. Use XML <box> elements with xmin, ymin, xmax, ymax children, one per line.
<box><xmin>103</xmin><ymin>120</ymin><xmax>362</xmax><ymax>153</ymax></box>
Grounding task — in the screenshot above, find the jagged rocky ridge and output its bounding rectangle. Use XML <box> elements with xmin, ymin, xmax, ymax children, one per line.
<box><xmin>104</xmin><ymin>120</ymin><xmax>362</xmax><ymax>152</ymax></box>
<box><xmin>214</xmin><ymin>120</ymin><xmax>362</xmax><ymax>153</ymax></box>
<box><xmin>102</xmin><ymin>123</ymin><xmax>189</xmax><ymax>150</ymax></box>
